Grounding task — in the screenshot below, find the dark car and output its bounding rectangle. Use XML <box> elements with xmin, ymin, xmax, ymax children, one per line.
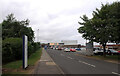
<box><xmin>75</xmin><ymin>48</ymin><xmax>81</xmax><ymax>51</ymax></box>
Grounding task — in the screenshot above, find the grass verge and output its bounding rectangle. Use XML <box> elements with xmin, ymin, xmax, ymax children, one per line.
<box><xmin>85</xmin><ymin>55</ymin><xmax>120</xmax><ymax>64</ymax></box>
<box><xmin>2</xmin><ymin>48</ymin><xmax>42</xmax><ymax>74</ymax></box>
<box><xmin>91</xmin><ymin>55</ymin><xmax>119</xmax><ymax>61</ymax></box>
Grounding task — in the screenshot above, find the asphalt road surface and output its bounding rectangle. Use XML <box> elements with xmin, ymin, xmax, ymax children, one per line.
<box><xmin>46</xmin><ymin>49</ymin><xmax>119</xmax><ymax>75</ymax></box>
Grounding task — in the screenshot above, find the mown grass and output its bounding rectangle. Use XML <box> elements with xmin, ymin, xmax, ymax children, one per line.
<box><xmin>28</xmin><ymin>48</ymin><xmax>42</xmax><ymax>65</ymax></box>
<box><xmin>3</xmin><ymin>60</ymin><xmax>22</xmax><ymax>69</ymax></box>
<box><xmin>3</xmin><ymin>48</ymin><xmax>42</xmax><ymax>69</ymax></box>
<box><xmin>92</xmin><ymin>55</ymin><xmax>120</xmax><ymax>61</ymax></box>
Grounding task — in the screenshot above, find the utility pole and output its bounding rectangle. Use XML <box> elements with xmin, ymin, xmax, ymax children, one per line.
<box><xmin>37</xmin><ymin>29</ymin><xmax>39</xmax><ymax>42</ymax></box>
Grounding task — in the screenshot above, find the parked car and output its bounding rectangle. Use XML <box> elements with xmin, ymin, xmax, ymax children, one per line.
<box><xmin>118</xmin><ymin>51</ymin><xmax>120</xmax><ymax>53</ymax></box>
<box><xmin>53</xmin><ymin>47</ymin><xmax>56</xmax><ymax>49</ymax></box>
<box><xmin>50</xmin><ymin>46</ymin><xmax>53</xmax><ymax>49</ymax></box>
<box><xmin>58</xmin><ymin>46</ymin><xmax>62</xmax><ymax>50</ymax></box>
<box><xmin>56</xmin><ymin>47</ymin><xmax>58</xmax><ymax>50</ymax></box>
<box><xmin>106</xmin><ymin>49</ymin><xmax>119</xmax><ymax>55</ymax></box>
<box><xmin>93</xmin><ymin>49</ymin><xmax>103</xmax><ymax>55</ymax></box>
<box><xmin>61</xmin><ymin>47</ymin><xmax>65</xmax><ymax>50</ymax></box>
<box><xmin>80</xmin><ymin>47</ymin><xmax>86</xmax><ymax>51</ymax></box>
<box><xmin>75</xmin><ymin>48</ymin><xmax>81</xmax><ymax>51</ymax></box>
<box><xmin>70</xmin><ymin>48</ymin><xmax>76</xmax><ymax>52</ymax></box>
<box><xmin>64</xmin><ymin>48</ymin><xmax>70</xmax><ymax>52</ymax></box>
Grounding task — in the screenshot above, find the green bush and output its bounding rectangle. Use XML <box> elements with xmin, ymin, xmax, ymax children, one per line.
<box><xmin>2</xmin><ymin>38</ymin><xmax>41</xmax><ymax>64</ymax></box>
<box><xmin>28</xmin><ymin>42</ymin><xmax>40</xmax><ymax>57</ymax></box>
<box><xmin>2</xmin><ymin>38</ymin><xmax>22</xmax><ymax>64</ymax></box>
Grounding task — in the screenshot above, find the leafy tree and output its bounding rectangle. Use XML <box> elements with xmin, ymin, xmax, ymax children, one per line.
<box><xmin>2</xmin><ymin>14</ymin><xmax>34</xmax><ymax>41</ymax></box>
<box><xmin>78</xmin><ymin>2</ymin><xmax>120</xmax><ymax>57</ymax></box>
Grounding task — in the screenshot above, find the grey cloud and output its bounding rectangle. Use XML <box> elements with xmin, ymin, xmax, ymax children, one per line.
<box><xmin>1</xmin><ymin>0</ymin><xmax>117</xmax><ymax>45</ymax></box>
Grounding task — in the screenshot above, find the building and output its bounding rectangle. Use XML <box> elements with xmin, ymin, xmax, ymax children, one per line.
<box><xmin>61</xmin><ymin>40</ymin><xmax>77</xmax><ymax>45</ymax></box>
<box><xmin>48</xmin><ymin>40</ymin><xmax>84</xmax><ymax>48</ymax></box>
<box><xmin>61</xmin><ymin>40</ymin><xmax>78</xmax><ymax>48</ymax></box>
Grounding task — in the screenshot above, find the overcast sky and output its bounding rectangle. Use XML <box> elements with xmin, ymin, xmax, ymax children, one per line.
<box><xmin>0</xmin><ymin>0</ymin><xmax>119</xmax><ymax>45</ymax></box>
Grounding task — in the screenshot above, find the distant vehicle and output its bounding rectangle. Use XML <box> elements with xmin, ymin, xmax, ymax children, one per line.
<box><xmin>70</xmin><ymin>48</ymin><xmax>76</xmax><ymax>52</ymax></box>
<box><xmin>106</xmin><ymin>49</ymin><xmax>119</xmax><ymax>55</ymax></box>
<box><xmin>93</xmin><ymin>49</ymin><xmax>103</xmax><ymax>55</ymax></box>
<box><xmin>61</xmin><ymin>47</ymin><xmax>64</xmax><ymax>50</ymax></box>
<box><xmin>93</xmin><ymin>47</ymin><xmax>100</xmax><ymax>51</ymax></box>
<box><xmin>64</xmin><ymin>48</ymin><xmax>70</xmax><ymax>52</ymax></box>
<box><xmin>56</xmin><ymin>47</ymin><xmax>58</xmax><ymax>50</ymax></box>
<box><xmin>80</xmin><ymin>47</ymin><xmax>86</xmax><ymax>51</ymax></box>
<box><xmin>75</xmin><ymin>48</ymin><xmax>81</xmax><ymax>51</ymax></box>
<box><xmin>118</xmin><ymin>51</ymin><xmax>120</xmax><ymax>55</ymax></box>
<box><xmin>50</xmin><ymin>46</ymin><xmax>53</xmax><ymax>49</ymax></box>
<box><xmin>53</xmin><ymin>47</ymin><xmax>56</xmax><ymax>50</ymax></box>
<box><xmin>118</xmin><ymin>51</ymin><xmax>120</xmax><ymax>53</ymax></box>
<box><xmin>58</xmin><ymin>46</ymin><xmax>62</xmax><ymax>50</ymax></box>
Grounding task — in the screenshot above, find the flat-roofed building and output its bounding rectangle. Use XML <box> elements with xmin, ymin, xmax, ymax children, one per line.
<box><xmin>61</xmin><ymin>40</ymin><xmax>78</xmax><ymax>45</ymax></box>
<box><xmin>61</xmin><ymin>40</ymin><xmax>78</xmax><ymax>48</ymax></box>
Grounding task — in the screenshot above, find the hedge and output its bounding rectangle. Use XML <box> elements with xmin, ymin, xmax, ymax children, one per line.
<box><xmin>2</xmin><ymin>38</ymin><xmax>23</xmax><ymax>63</ymax></box>
<box><xmin>2</xmin><ymin>38</ymin><xmax>41</xmax><ymax>64</ymax></box>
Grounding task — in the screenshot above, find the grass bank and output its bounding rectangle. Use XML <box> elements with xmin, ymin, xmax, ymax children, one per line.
<box><xmin>2</xmin><ymin>48</ymin><xmax>42</xmax><ymax>74</ymax></box>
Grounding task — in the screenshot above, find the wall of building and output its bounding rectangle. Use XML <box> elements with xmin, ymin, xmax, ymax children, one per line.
<box><xmin>61</xmin><ymin>40</ymin><xmax>78</xmax><ymax>45</ymax></box>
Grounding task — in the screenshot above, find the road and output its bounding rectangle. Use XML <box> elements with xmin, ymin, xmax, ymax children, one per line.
<box><xmin>46</xmin><ymin>49</ymin><xmax>119</xmax><ymax>75</ymax></box>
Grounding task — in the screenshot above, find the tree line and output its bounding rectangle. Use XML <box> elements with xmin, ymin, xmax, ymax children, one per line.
<box><xmin>2</xmin><ymin>14</ymin><xmax>40</xmax><ymax>64</ymax></box>
<box><xmin>78</xmin><ymin>2</ymin><xmax>120</xmax><ymax>57</ymax></box>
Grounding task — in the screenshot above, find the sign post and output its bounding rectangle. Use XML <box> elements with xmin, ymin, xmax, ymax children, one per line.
<box><xmin>85</xmin><ymin>42</ymin><xmax>94</xmax><ymax>56</ymax></box>
<box><xmin>23</xmin><ymin>35</ymin><xmax>28</xmax><ymax>69</ymax></box>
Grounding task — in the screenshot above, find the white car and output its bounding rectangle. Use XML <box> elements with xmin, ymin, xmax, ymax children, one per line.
<box><xmin>64</xmin><ymin>48</ymin><xmax>70</xmax><ymax>52</ymax></box>
<box><xmin>93</xmin><ymin>49</ymin><xmax>103</xmax><ymax>55</ymax></box>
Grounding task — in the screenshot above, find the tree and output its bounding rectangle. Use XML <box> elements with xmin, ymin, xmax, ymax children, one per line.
<box><xmin>78</xmin><ymin>2</ymin><xmax>120</xmax><ymax>57</ymax></box>
<box><xmin>2</xmin><ymin>13</ymin><xmax>34</xmax><ymax>41</ymax></box>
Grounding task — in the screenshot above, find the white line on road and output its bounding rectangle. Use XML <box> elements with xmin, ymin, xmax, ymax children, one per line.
<box><xmin>78</xmin><ymin>60</ymin><xmax>96</xmax><ymax>67</ymax></box>
<box><xmin>61</xmin><ymin>54</ymin><xmax>64</xmax><ymax>56</ymax></box>
<box><xmin>112</xmin><ymin>72</ymin><xmax>120</xmax><ymax>76</ymax></box>
<box><xmin>67</xmin><ymin>56</ymin><xmax>74</xmax><ymax>59</ymax></box>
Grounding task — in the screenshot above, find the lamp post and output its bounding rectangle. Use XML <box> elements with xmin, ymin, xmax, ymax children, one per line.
<box><xmin>37</xmin><ymin>29</ymin><xmax>39</xmax><ymax>42</ymax></box>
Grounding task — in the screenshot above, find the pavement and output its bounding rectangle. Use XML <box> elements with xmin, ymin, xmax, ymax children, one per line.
<box><xmin>34</xmin><ymin>49</ymin><xmax>64</xmax><ymax>74</ymax></box>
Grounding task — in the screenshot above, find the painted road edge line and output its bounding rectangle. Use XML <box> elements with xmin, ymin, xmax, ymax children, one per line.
<box><xmin>78</xmin><ymin>60</ymin><xmax>96</xmax><ymax>67</ymax></box>
<box><xmin>67</xmin><ymin>56</ymin><xmax>73</xmax><ymax>59</ymax></box>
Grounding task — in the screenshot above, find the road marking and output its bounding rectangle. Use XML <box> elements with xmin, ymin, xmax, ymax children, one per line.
<box><xmin>61</xmin><ymin>54</ymin><xmax>64</xmax><ymax>56</ymax></box>
<box><xmin>78</xmin><ymin>60</ymin><xmax>96</xmax><ymax>67</ymax></box>
<box><xmin>67</xmin><ymin>56</ymin><xmax>73</xmax><ymax>59</ymax></box>
<box><xmin>112</xmin><ymin>72</ymin><xmax>120</xmax><ymax>76</ymax></box>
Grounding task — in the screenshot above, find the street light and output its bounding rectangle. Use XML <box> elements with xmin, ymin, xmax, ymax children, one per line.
<box><xmin>37</xmin><ymin>29</ymin><xmax>39</xmax><ymax>42</ymax></box>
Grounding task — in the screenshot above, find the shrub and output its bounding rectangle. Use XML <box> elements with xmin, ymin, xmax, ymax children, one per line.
<box><xmin>28</xmin><ymin>42</ymin><xmax>40</xmax><ymax>57</ymax></box>
<box><xmin>2</xmin><ymin>38</ymin><xmax>41</xmax><ymax>64</ymax></box>
<box><xmin>2</xmin><ymin>38</ymin><xmax>22</xmax><ymax>63</ymax></box>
